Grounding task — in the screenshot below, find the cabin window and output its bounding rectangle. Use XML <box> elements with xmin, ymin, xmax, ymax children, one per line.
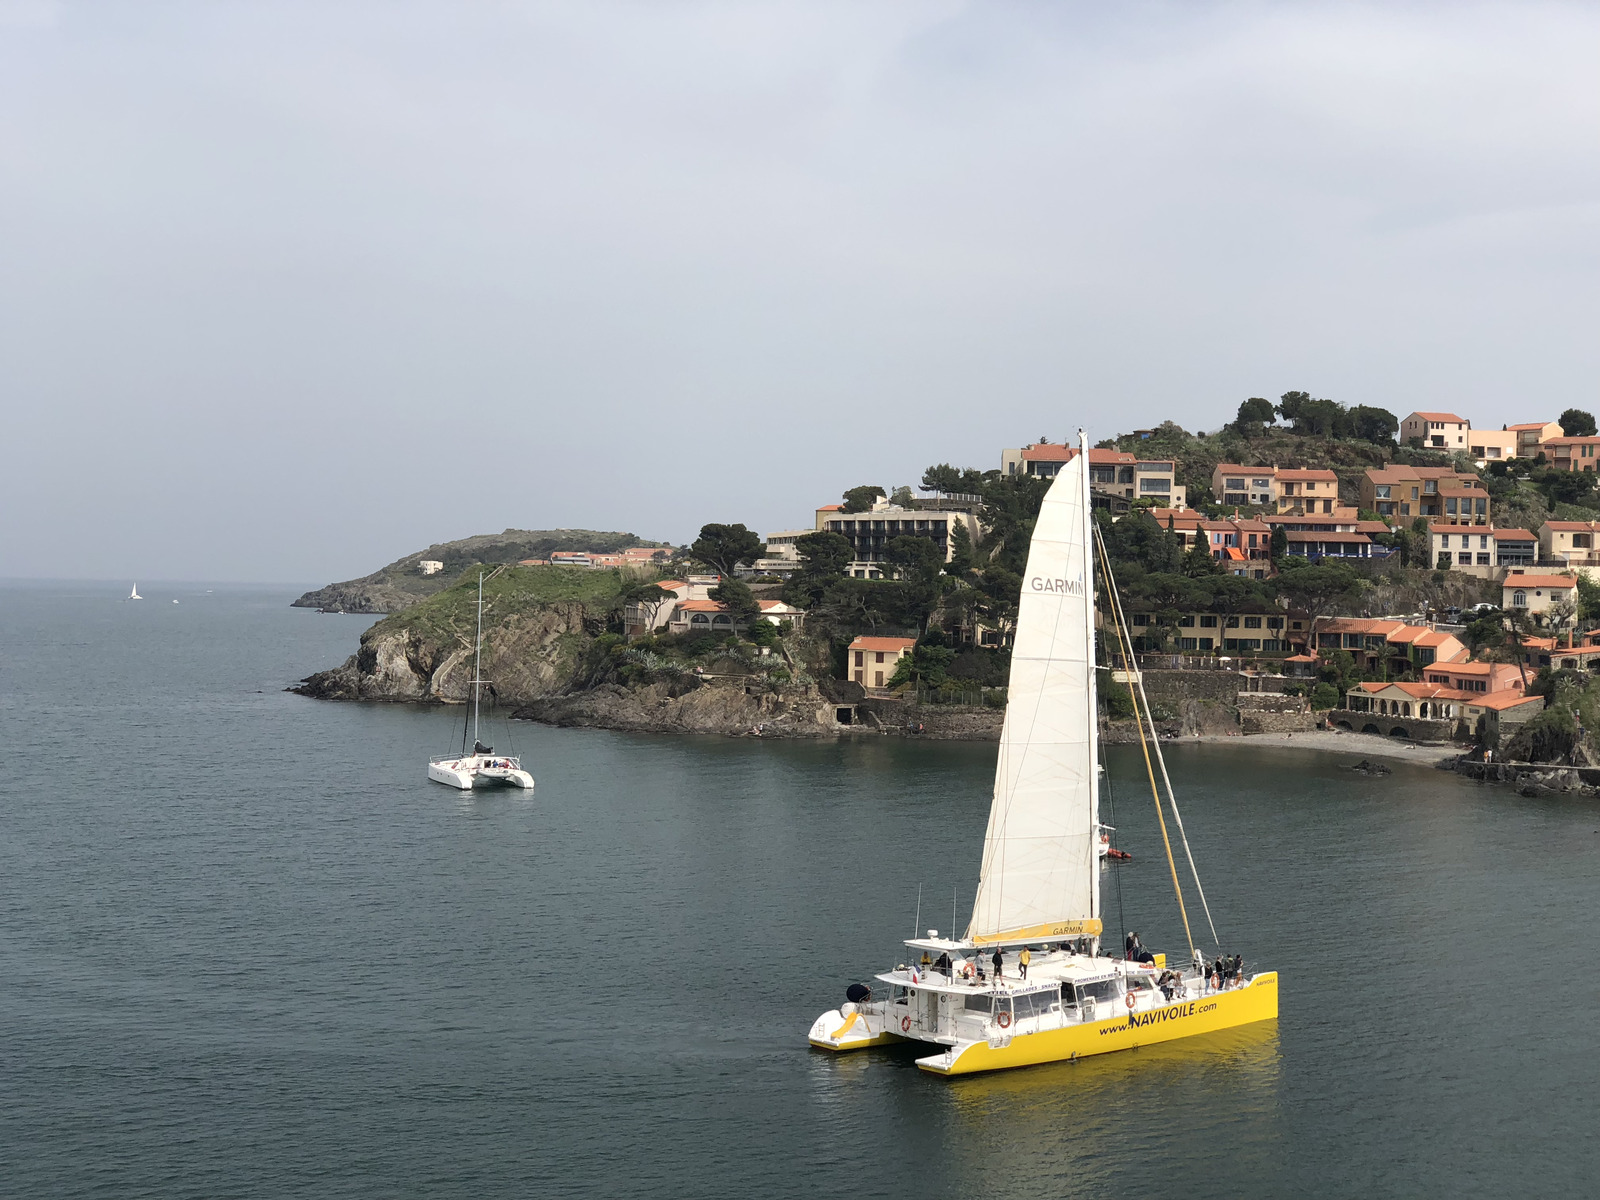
<box><xmin>1012</xmin><ymin>990</ymin><xmax>1058</xmax><ymax>1020</ymax></box>
<box><xmin>1077</xmin><ymin>979</ymin><xmax>1123</xmax><ymax>1004</ymax></box>
<box><xmin>964</xmin><ymin>994</ymin><xmax>994</xmax><ymax>1013</ymax></box>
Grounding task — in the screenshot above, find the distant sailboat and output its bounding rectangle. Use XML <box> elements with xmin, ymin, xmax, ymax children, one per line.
<box><xmin>128</xmin><ymin>584</ymin><xmax>143</xmax><ymax>601</ymax></box>
<box><xmin>427</xmin><ymin>570</ymin><xmax>535</xmax><ymax>791</ymax></box>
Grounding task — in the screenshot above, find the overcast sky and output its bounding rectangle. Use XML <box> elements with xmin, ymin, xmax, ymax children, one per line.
<box><xmin>3</xmin><ymin>1</ymin><xmax>1597</xmax><ymax>583</ymax></box>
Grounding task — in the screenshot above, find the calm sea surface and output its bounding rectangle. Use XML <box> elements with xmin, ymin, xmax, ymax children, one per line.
<box><xmin>2</xmin><ymin>583</ymin><xmax>1596</xmax><ymax>1197</ymax></box>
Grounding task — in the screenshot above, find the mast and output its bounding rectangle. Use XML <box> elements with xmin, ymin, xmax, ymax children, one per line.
<box><xmin>1080</xmin><ymin>430</ymin><xmax>1100</xmax><ymax>931</ymax></box>
<box><xmin>473</xmin><ymin>570</ymin><xmax>483</xmax><ymax>749</ymax></box>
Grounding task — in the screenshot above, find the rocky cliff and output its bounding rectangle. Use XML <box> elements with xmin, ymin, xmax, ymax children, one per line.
<box><xmin>294</xmin><ymin>600</ymin><xmax>595</xmax><ymax>704</ymax></box>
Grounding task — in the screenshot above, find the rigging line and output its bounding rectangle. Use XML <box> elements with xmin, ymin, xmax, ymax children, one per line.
<box><xmin>1100</xmin><ymin>727</ymin><xmax>1128</xmax><ymax>953</ymax></box>
<box><xmin>1093</xmin><ymin>526</ymin><xmax>1221</xmax><ymax>949</ymax></box>
<box><xmin>1093</xmin><ymin>527</ymin><xmax>1195</xmax><ymax>963</ymax></box>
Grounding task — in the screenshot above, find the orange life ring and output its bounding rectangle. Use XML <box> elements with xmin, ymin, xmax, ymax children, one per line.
<box><xmin>996</xmin><ymin>1010</ymin><xmax>1011</xmax><ymax>1029</ymax></box>
<box><xmin>901</xmin><ymin>1016</ymin><xmax>911</xmax><ymax>1032</ymax></box>
<box><xmin>1124</xmin><ymin>991</ymin><xmax>1137</xmax><ymax>1010</ymax></box>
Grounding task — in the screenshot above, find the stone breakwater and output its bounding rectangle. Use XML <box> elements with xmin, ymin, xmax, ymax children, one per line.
<box><xmin>1449</xmin><ymin>759</ymin><xmax>1600</xmax><ymax>797</ymax></box>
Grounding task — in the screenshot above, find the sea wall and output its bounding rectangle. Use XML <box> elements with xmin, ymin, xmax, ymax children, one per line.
<box><xmin>1137</xmin><ymin>669</ymin><xmax>1244</xmax><ymax>705</ymax></box>
<box><xmin>1240</xmin><ymin>711</ymin><xmax>1318</xmax><ymax>735</ymax></box>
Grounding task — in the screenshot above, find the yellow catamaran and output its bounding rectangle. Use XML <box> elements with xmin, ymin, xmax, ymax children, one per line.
<box><xmin>808</xmin><ymin>432</ymin><xmax>1277</xmax><ymax>1075</ymax></box>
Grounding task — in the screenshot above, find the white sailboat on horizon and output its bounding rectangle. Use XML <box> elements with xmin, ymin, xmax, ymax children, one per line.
<box><xmin>127</xmin><ymin>584</ymin><xmax>143</xmax><ymax>601</ymax></box>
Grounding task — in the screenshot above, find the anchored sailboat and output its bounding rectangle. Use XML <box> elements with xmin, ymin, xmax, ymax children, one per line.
<box><xmin>128</xmin><ymin>584</ymin><xmax>143</xmax><ymax>601</ymax></box>
<box><xmin>808</xmin><ymin>432</ymin><xmax>1276</xmax><ymax>1075</ymax></box>
<box><xmin>427</xmin><ymin>570</ymin><xmax>535</xmax><ymax>791</ymax></box>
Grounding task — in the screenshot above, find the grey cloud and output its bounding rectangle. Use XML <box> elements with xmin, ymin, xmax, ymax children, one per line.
<box><xmin>1</xmin><ymin>1</ymin><xmax>1596</xmax><ymax>580</ymax></box>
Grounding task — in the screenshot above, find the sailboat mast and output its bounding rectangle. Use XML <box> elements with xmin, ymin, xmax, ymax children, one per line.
<box><xmin>473</xmin><ymin>570</ymin><xmax>483</xmax><ymax>748</ymax></box>
<box><xmin>1079</xmin><ymin>431</ymin><xmax>1102</xmax><ymax>930</ymax></box>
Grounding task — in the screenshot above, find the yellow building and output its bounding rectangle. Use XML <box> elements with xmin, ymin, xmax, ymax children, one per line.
<box><xmin>848</xmin><ymin>636</ymin><xmax>916</xmax><ymax>689</ymax></box>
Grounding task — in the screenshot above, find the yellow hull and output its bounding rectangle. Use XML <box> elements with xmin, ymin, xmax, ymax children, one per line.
<box><xmin>919</xmin><ymin>972</ymin><xmax>1278</xmax><ymax>1076</ymax></box>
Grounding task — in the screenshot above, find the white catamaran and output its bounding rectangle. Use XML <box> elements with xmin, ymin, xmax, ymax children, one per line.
<box><xmin>808</xmin><ymin>432</ymin><xmax>1276</xmax><ymax>1075</ymax></box>
<box><xmin>427</xmin><ymin>570</ymin><xmax>535</xmax><ymax>791</ymax></box>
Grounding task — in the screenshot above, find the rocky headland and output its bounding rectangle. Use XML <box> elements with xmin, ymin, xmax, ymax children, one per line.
<box><xmin>291</xmin><ymin>528</ymin><xmax>672</xmax><ymax>614</ymax></box>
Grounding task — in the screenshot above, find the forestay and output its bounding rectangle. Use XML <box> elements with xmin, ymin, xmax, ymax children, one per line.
<box><xmin>966</xmin><ymin>437</ymin><xmax>1100</xmax><ymax>944</ymax></box>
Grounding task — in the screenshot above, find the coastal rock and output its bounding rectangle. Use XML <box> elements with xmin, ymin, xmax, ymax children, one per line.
<box><xmin>517</xmin><ymin>680</ymin><xmax>838</xmax><ymax>738</ymax></box>
<box><xmin>293</xmin><ymin>602</ymin><xmax>592</xmax><ymax>704</ymax></box>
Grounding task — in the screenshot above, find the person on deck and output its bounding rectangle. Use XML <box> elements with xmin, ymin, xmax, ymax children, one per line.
<box><xmin>1019</xmin><ymin>947</ymin><xmax>1031</xmax><ymax>979</ymax></box>
<box><xmin>920</xmin><ymin>950</ymin><xmax>932</xmax><ymax>976</ymax></box>
<box><xmin>991</xmin><ymin>947</ymin><xmax>1004</xmax><ymax>980</ymax></box>
<box><xmin>935</xmin><ymin>951</ymin><xmax>953</xmax><ymax>979</ymax></box>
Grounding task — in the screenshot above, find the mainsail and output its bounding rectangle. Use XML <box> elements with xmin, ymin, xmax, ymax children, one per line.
<box><xmin>966</xmin><ymin>434</ymin><xmax>1100</xmax><ymax>944</ymax></box>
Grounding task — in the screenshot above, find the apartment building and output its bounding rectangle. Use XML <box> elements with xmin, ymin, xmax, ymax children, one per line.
<box><xmin>1428</xmin><ymin>526</ymin><xmax>1537</xmax><ymax>572</ymax></box>
<box><xmin>1540</xmin><ymin>436</ymin><xmax>1600</xmax><ymax>472</ymax></box>
<box><xmin>1400</xmin><ymin>411</ymin><xmax>1469</xmax><ymax>449</ymax></box>
<box><xmin>1211</xmin><ymin>464</ymin><xmax>1277</xmax><ymax>508</ymax></box>
<box><xmin>1086</xmin><ymin>449</ymin><xmax>1186</xmax><ymax>509</ymax></box>
<box><xmin>1538</xmin><ymin>519</ymin><xmax>1600</xmax><ymax>568</ymax></box>
<box><xmin>1507</xmin><ymin>421</ymin><xmax>1562</xmax><ymax>458</ymax></box>
<box><xmin>1124</xmin><ymin>610</ymin><xmax>1290</xmax><ymax>654</ymax></box>
<box><xmin>1275</xmin><ymin>468</ymin><xmax>1339</xmax><ymax>515</ymax></box>
<box><xmin>815</xmin><ymin>498</ymin><xmax>981</xmax><ymax>578</ymax></box>
<box><xmin>1361</xmin><ymin>466</ymin><xmax>1489</xmax><ymax>524</ymax></box>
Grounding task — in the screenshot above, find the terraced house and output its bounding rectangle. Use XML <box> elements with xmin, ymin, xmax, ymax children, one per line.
<box><xmin>1540</xmin><ymin>436</ymin><xmax>1600</xmax><ymax>472</ymax></box>
<box><xmin>1507</xmin><ymin>421</ymin><xmax>1562</xmax><ymax>458</ymax></box>
<box><xmin>1313</xmin><ymin>618</ymin><xmax>1465</xmax><ymax>674</ymax></box>
<box><xmin>1274</xmin><ymin>468</ymin><xmax>1339</xmax><ymax>515</ymax></box>
<box><xmin>1211</xmin><ymin>464</ymin><xmax>1277</xmax><ymax>508</ymax></box>
<box><xmin>1360</xmin><ymin>465</ymin><xmax>1489</xmax><ymax>524</ymax></box>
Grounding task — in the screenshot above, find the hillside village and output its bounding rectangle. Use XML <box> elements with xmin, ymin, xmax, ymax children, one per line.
<box><xmin>624</xmin><ymin>396</ymin><xmax>1600</xmax><ymax>763</ymax></box>
<box><xmin>306</xmin><ymin>395</ymin><xmax>1600</xmax><ymax>766</ymax></box>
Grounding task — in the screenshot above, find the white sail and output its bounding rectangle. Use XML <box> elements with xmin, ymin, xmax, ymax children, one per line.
<box><xmin>966</xmin><ymin>435</ymin><xmax>1100</xmax><ymax>944</ymax></box>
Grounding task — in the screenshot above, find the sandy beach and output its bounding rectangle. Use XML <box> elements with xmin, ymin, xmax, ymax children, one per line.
<box><xmin>1182</xmin><ymin>729</ymin><xmax>1461</xmax><ymax>767</ymax></box>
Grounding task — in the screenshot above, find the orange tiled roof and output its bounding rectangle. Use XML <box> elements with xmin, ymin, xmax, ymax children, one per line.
<box><xmin>1504</xmin><ymin>575</ymin><xmax>1577</xmax><ymax>589</ymax></box>
<box><xmin>848</xmin><ymin>636</ymin><xmax>918</xmax><ymax>652</ymax></box>
<box><xmin>1506</xmin><ymin>422</ymin><xmax>1555</xmax><ymax>431</ymax></box>
<box><xmin>1022</xmin><ymin>443</ymin><xmax>1078</xmax><ymax>461</ymax></box>
<box><xmin>1409</xmin><ymin>411</ymin><xmax>1467</xmax><ymax>423</ymax></box>
<box><xmin>1277</xmin><ymin>468</ymin><xmax>1337</xmax><ymax>481</ymax></box>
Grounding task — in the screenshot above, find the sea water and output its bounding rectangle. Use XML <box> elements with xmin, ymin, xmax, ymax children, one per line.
<box><xmin>1</xmin><ymin>582</ymin><xmax>1595</xmax><ymax>1198</ymax></box>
